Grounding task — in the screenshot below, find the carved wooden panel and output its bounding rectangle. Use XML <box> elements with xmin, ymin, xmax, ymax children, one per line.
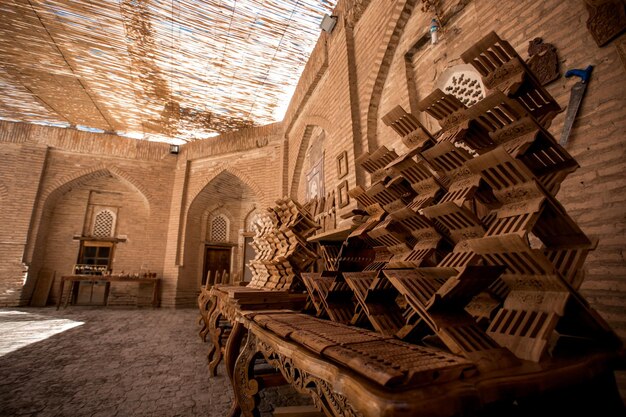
<box><xmin>585</xmin><ymin>0</ymin><xmax>626</xmax><ymax>47</ymax></box>
<box><xmin>343</xmin><ymin>271</ymin><xmax>406</xmax><ymax>336</ymax></box>
<box><xmin>247</xmin><ymin>198</ymin><xmax>319</xmax><ymax>291</ymax></box>
<box><xmin>436</xmin><ymin>64</ymin><xmax>486</xmax><ymax>107</ymax></box>
<box><xmin>206</xmin><ymin>34</ymin><xmax>623</xmax><ymax>416</ymax></box>
<box><xmin>526</xmin><ymin>38</ymin><xmax>560</xmax><ymax>85</ymax></box>
<box><xmin>354</xmin><ymin>146</ymin><xmax>398</xmax><ymax>183</ymax></box>
<box><xmin>381</xmin><ymin>105</ymin><xmax>436</xmax><ymax>150</ymax></box>
<box><xmin>252</xmin><ymin>312</ymin><xmax>475</xmax><ymax>389</ymax></box>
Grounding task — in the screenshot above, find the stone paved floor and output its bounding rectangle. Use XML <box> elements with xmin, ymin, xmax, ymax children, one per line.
<box><xmin>0</xmin><ymin>307</ymin><xmax>233</xmax><ymax>417</ymax></box>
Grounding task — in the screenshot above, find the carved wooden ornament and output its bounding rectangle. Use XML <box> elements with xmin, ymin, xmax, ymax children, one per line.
<box><xmin>526</xmin><ymin>38</ymin><xmax>560</xmax><ymax>85</ymax></box>
<box><xmin>585</xmin><ymin>0</ymin><xmax>626</xmax><ymax>47</ymax></box>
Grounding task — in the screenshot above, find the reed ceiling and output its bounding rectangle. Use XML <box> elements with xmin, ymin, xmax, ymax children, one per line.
<box><xmin>0</xmin><ymin>0</ymin><xmax>335</xmax><ymax>143</ymax></box>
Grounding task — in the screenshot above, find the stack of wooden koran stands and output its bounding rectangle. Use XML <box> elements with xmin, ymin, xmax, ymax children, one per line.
<box><xmin>198</xmin><ymin>197</ymin><xmax>319</xmax><ymax>378</ymax></box>
<box><xmin>198</xmin><ymin>32</ymin><xmax>625</xmax><ymax>417</ymax></box>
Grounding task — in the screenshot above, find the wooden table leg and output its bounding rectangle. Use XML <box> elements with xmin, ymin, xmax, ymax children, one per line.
<box><xmin>225</xmin><ymin>321</ymin><xmax>245</xmax><ymax>417</ymax></box>
<box><xmin>205</xmin><ymin>295</ymin><xmax>218</xmax><ymax>364</ymax></box>
<box><xmin>233</xmin><ymin>331</ymin><xmax>261</xmax><ymax>417</ymax></box>
<box><xmin>104</xmin><ymin>282</ymin><xmax>111</xmax><ymax>307</ymax></box>
<box><xmin>199</xmin><ymin>296</ymin><xmax>213</xmax><ymax>342</ymax></box>
<box><xmin>208</xmin><ymin>306</ymin><xmax>224</xmax><ymax>376</ymax></box>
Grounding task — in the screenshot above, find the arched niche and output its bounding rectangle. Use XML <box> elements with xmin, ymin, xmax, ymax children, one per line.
<box><xmin>178</xmin><ymin>171</ymin><xmax>260</xmax><ymax>305</ymax></box>
<box><xmin>244</xmin><ymin>207</ymin><xmax>262</xmax><ymax>234</ymax></box>
<box><xmin>296</xmin><ymin>126</ymin><xmax>326</xmax><ymax>203</ymax></box>
<box><xmin>29</xmin><ymin>172</ymin><xmax>150</xmax><ymax>305</ymax></box>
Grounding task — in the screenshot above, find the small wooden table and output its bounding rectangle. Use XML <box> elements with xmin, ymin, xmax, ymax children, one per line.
<box><xmin>56</xmin><ymin>275</ymin><xmax>161</xmax><ymax>309</ymax></box>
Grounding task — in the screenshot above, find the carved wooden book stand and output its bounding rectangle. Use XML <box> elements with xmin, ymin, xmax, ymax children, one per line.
<box><xmin>460</xmin><ymin>31</ymin><xmax>561</xmax><ymax>127</ymax></box>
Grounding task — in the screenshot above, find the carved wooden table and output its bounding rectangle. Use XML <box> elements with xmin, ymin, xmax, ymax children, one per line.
<box><xmin>204</xmin><ymin>285</ymin><xmax>307</xmax><ymax>377</ymax></box>
<box><xmin>56</xmin><ymin>275</ymin><xmax>161</xmax><ymax>309</ymax></box>
<box><xmin>226</xmin><ymin>310</ymin><xmax>624</xmax><ymax>417</ymax></box>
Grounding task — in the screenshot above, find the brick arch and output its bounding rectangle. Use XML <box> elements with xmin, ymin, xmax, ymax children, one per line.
<box><xmin>288</xmin><ymin>115</ymin><xmax>333</xmax><ymax>199</ymax></box>
<box><xmin>208</xmin><ymin>207</ymin><xmax>235</xmax><ymax>225</ymax></box>
<box><xmin>41</xmin><ymin>165</ymin><xmax>111</xmax><ymax>206</ymax></box>
<box><xmin>243</xmin><ymin>205</ymin><xmax>260</xmax><ymax>232</ymax></box>
<box><xmin>40</xmin><ymin>165</ymin><xmax>152</xmax><ymax>209</ymax></box>
<box><xmin>109</xmin><ymin>166</ymin><xmax>154</xmax><ymax>206</ymax></box>
<box><xmin>364</xmin><ymin>0</ymin><xmax>418</xmax><ymax>153</ymax></box>
<box><xmin>298</xmin><ymin>115</ymin><xmax>334</xmax><ymax>136</ymax></box>
<box><xmin>187</xmin><ymin>166</ymin><xmax>267</xmax><ymax>209</ymax></box>
<box><xmin>177</xmin><ymin>168</ymin><xmax>263</xmax><ymax>299</ymax></box>
<box><xmin>289</xmin><ymin>125</ymin><xmax>315</xmax><ymax>199</ymax></box>
<box><xmin>176</xmin><ymin>167</ymin><xmax>266</xmax><ymax>266</ymax></box>
<box><xmin>24</xmin><ymin>165</ymin><xmax>151</xmax><ymax>263</ymax></box>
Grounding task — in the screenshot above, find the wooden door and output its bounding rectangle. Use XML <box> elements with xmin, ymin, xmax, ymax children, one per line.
<box><xmin>242</xmin><ymin>236</ymin><xmax>256</xmax><ymax>282</ymax></box>
<box><xmin>203</xmin><ymin>246</ymin><xmax>231</xmax><ymax>285</ymax></box>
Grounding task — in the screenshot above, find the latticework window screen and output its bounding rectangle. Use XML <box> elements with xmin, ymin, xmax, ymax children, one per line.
<box><xmin>93</xmin><ymin>210</ymin><xmax>115</xmax><ymax>238</ymax></box>
<box><xmin>211</xmin><ymin>215</ymin><xmax>229</xmax><ymax>242</ymax></box>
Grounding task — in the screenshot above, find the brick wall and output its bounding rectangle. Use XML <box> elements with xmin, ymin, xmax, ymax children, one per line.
<box><xmin>283</xmin><ymin>12</ymin><xmax>362</xmax><ymax>218</ymax></box>
<box><xmin>0</xmin><ymin>140</ymin><xmax>47</xmax><ymax>306</ymax></box>
<box><xmin>0</xmin><ymin>120</ymin><xmax>283</xmax><ymax>308</ymax></box>
<box><xmin>0</xmin><ymin>123</ymin><xmax>177</xmax><ymax>307</ymax></box>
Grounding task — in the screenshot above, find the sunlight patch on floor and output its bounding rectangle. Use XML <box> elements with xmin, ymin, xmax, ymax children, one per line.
<box><xmin>0</xmin><ymin>310</ymin><xmax>84</xmax><ymax>357</ymax></box>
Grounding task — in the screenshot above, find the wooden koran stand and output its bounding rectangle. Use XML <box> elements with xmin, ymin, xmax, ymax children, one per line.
<box><xmin>198</xmin><ymin>32</ymin><xmax>625</xmax><ymax>417</ymax></box>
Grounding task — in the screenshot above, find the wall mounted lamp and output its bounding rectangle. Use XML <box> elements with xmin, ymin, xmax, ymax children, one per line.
<box><xmin>320</xmin><ymin>14</ymin><xmax>337</xmax><ymax>33</ymax></box>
